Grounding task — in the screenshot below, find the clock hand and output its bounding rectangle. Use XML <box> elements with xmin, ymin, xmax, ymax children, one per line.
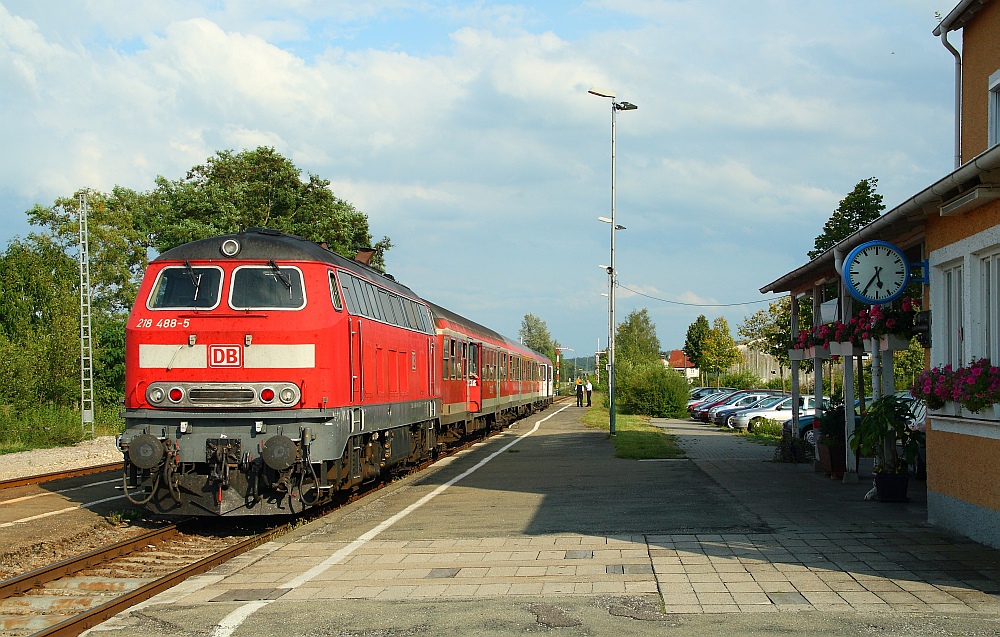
<box><xmin>861</xmin><ymin>271</ymin><xmax>879</xmax><ymax>296</ymax></box>
<box><xmin>875</xmin><ymin>266</ymin><xmax>883</xmax><ymax>289</ymax></box>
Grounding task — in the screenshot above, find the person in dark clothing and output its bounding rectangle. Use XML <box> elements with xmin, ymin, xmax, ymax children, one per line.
<box><xmin>575</xmin><ymin>379</ymin><xmax>584</xmax><ymax>407</ymax></box>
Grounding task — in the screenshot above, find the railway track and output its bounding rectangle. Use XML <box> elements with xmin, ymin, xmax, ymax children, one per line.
<box><xmin>0</xmin><ymin>464</ymin><xmax>122</xmax><ymax>491</ymax></box>
<box><xmin>0</xmin><ymin>405</ymin><xmax>560</xmax><ymax>636</ymax></box>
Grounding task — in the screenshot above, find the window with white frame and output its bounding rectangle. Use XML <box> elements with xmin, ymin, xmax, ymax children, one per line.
<box><xmin>943</xmin><ymin>263</ymin><xmax>964</xmax><ymax>370</ymax></box>
<box><xmin>991</xmin><ymin>70</ymin><xmax>1000</xmax><ymax>148</ymax></box>
<box><xmin>979</xmin><ymin>249</ymin><xmax>1000</xmax><ymax>362</ymax></box>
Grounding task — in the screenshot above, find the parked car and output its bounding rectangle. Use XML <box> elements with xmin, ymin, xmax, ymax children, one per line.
<box><xmin>733</xmin><ymin>395</ymin><xmax>829</xmax><ymax>432</ymax></box>
<box><xmin>789</xmin><ymin>397</ymin><xmax>872</xmax><ymax>444</ymax></box>
<box><xmin>688</xmin><ymin>390</ymin><xmax>740</xmax><ymax>418</ymax></box>
<box><xmin>709</xmin><ymin>391</ymin><xmax>780</xmax><ymax>426</ymax></box>
<box><xmin>715</xmin><ymin>394</ymin><xmax>786</xmax><ymax>428</ymax></box>
<box><xmin>687</xmin><ymin>387</ymin><xmax>736</xmax><ymax>409</ymax></box>
<box><xmin>692</xmin><ymin>390</ymin><xmax>751</xmax><ymax>421</ymax></box>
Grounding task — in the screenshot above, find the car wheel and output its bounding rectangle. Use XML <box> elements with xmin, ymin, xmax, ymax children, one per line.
<box><xmin>726</xmin><ymin>415</ymin><xmax>736</xmax><ymax>429</ymax></box>
<box><xmin>804</xmin><ymin>428</ymin><xmax>817</xmax><ymax>446</ymax></box>
<box><xmin>747</xmin><ymin>417</ymin><xmax>763</xmax><ymax>433</ymax></box>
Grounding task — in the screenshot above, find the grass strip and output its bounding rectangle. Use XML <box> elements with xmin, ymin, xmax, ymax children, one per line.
<box><xmin>0</xmin><ymin>406</ymin><xmax>124</xmax><ymax>455</ymax></box>
<box><xmin>580</xmin><ymin>395</ymin><xmax>685</xmax><ymax>460</ymax></box>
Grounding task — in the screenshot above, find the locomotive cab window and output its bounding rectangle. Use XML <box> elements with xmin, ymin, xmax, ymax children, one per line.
<box><xmin>230</xmin><ymin>264</ymin><xmax>306</xmax><ymax>310</ymax></box>
<box><xmin>329</xmin><ymin>272</ymin><xmax>343</xmax><ymax>311</ymax></box>
<box><xmin>147</xmin><ymin>264</ymin><xmax>223</xmax><ymax>310</ymax></box>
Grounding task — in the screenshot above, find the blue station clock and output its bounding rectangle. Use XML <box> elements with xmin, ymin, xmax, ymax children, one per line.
<box><xmin>843</xmin><ymin>240</ymin><xmax>910</xmax><ymax>305</ymax></box>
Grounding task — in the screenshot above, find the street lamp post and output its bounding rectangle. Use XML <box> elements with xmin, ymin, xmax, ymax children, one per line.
<box><xmin>590</xmin><ymin>87</ymin><xmax>636</xmax><ymax>437</ymax></box>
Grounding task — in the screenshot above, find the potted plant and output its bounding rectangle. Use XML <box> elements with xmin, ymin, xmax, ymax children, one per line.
<box><xmin>816</xmin><ymin>403</ymin><xmax>848</xmax><ymax>479</ymax></box>
<box><xmin>848</xmin><ymin>394</ymin><xmax>925</xmax><ymax>502</ymax></box>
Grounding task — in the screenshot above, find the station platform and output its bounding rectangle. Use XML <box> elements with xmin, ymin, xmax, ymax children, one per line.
<box><xmin>88</xmin><ymin>402</ymin><xmax>1000</xmax><ymax>636</ymax></box>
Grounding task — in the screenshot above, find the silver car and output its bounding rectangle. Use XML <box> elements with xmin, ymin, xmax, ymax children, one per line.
<box><xmin>733</xmin><ymin>395</ymin><xmax>828</xmax><ymax>432</ymax></box>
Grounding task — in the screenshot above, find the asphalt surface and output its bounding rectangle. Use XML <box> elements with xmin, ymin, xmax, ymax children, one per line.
<box><xmin>85</xmin><ymin>403</ymin><xmax>1000</xmax><ymax>637</ymax></box>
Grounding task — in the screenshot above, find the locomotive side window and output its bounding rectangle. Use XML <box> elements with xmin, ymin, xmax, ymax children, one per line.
<box><xmin>391</xmin><ymin>295</ymin><xmax>408</xmax><ymax>328</ymax></box>
<box><xmin>147</xmin><ymin>265</ymin><xmax>223</xmax><ymax>310</ymax></box>
<box><xmin>230</xmin><ymin>265</ymin><xmax>305</xmax><ymax>310</ymax></box>
<box><xmin>403</xmin><ymin>300</ymin><xmax>420</xmax><ymax>331</ymax></box>
<box><xmin>329</xmin><ymin>272</ymin><xmax>343</xmax><ymax>311</ymax></box>
<box><xmin>377</xmin><ymin>289</ymin><xmax>396</xmax><ymax>324</ymax></box>
<box><xmin>350</xmin><ymin>276</ymin><xmax>371</xmax><ymax>316</ymax></box>
<box><xmin>363</xmin><ymin>282</ymin><xmax>384</xmax><ymax>321</ymax></box>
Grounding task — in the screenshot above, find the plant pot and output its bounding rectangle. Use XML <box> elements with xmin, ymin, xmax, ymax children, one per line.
<box><xmin>788</xmin><ymin>349</ymin><xmax>805</xmax><ymax>361</ymax></box>
<box><xmin>874</xmin><ymin>472</ymin><xmax>910</xmax><ymax>502</ymax></box>
<box><xmin>816</xmin><ymin>442</ymin><xmax>846</xmax><ymax>479</ymax></box>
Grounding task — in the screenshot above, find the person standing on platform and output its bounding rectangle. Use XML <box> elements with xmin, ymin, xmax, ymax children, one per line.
<box><xmin>575</xmin><ymin>379</ymin><xmax>584</xmax><ymax>407</ymax></box>
<box><xmin>585</xmin><ymin>379</ymin><xmax>593</xmax><ymax>407</ymax></box>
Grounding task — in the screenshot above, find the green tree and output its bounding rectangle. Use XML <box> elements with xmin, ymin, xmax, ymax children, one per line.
<box><xmin>0</xmin><ymin>235</ymin><xmax>80</xmax><ymax>408</ymax></box>
<box><xmin>148</xmin><ymin>147</ymin><xmax>392</xmax><ymax>269</ymax></box>
<box><xmin>615</xmin><ymin>360</ymin><xmax>690</xmax><ymax>418</ymax></box>
<box><xmin>519</xmin><ymin>313</ymin><xmax>556</xmax><ymax>362</ymax></box>
<box><xmin>809</xmin><ymin>177</ymin><xmax>885</xmax><ymax>259</ymax></box>
<box><xmin>701</xmin><ymin>317</ymin><xmax>741</xmax><ymax>380</ymax></box>
<box><xmin>894</xmin><ymin>337</ymin><xmax>926</xmax><ymax>392</ymax></box>
<box><xmin>683</xmin><ymin>315</ymin><xmax>710</xmax><ymax>370</ymax></box>
<box><xmin>616</xmin><ymin>308</ymin><xmax>661</xmax><ymax>366</ymax></box>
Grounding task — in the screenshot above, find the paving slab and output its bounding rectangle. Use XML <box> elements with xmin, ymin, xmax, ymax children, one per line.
<box><xmin>85</xmin><ymin>405</ymin><xmax>1000</xmax><ymax>637</ymax></box>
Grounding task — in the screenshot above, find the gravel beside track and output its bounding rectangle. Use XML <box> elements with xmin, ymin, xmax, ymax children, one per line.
<box><xmin>0</xmin><ymin>436</ymin><xmax>122</xmax><ymax>481</ymax></box>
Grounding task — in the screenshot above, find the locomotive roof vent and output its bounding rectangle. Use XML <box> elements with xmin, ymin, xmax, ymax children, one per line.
<box><xmin>220</xmin><ymin>239</ymin><xmax>241</xmax><ymax>257</ymax></box>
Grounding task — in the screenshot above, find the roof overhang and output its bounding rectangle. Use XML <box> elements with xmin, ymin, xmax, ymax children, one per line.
<box><xmin>759</xmin><ymin>143</ymin><xmax>1000</xmax><ymax>296</ymax></box>
<box><xmin>933</xmin><ymin>0</ymin><xmax>991</xmax><ymax>35</ymax></box>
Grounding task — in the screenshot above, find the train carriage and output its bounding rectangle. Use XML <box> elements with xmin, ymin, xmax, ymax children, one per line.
<box><xmin>119</xmin><ymin>228</ymin><xmax>553</xmax><ymax>517</ymax></box>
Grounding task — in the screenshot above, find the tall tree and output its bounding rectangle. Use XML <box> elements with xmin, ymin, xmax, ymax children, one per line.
<box><xmin>148</xmin><ymin>147</ymin><xmax>392</xmax><ymax>269</ymax></box>
<box><xmin>519</xmin><ymin>313</ymin><xmax>556</xmax><ymax>362</ymax></box>
<box><xmin>809</xmin><ymin>177</ymin><xmax>885</xmax><ymax>259</ymax></box>
<box><xmin>701</xmin><ymin>317</ymin><xmax>741</xmax><ymax>379</ymax></box>
<box><xmin>616</xmin><ymin>308</ymin><xmax>661</xmax><ymax>366</ymax></box>
<box><xmin>683</xmin><ymin>315</ymin><xmax>711</xmax><ymax>370</ymax></box>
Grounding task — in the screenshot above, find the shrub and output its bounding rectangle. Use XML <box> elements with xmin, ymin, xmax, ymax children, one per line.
<box><xmin>719</xmin><ymin>370</ymin><xmax>763</xmax><ymax>390</ymax></box>
<box><xmin>615</xmin><ymin>361</ymin><xmax>689</xmax><ymax>418</ymax></box>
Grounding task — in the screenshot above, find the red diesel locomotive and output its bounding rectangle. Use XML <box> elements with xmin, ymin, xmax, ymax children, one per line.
<box><xmin>119</xmin><ymin>228</ymin><xmax>553</xmax><ymax>516</ymax></box>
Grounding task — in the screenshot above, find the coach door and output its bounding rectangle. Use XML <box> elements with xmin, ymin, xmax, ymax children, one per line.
<box><xmin>467</xmin><ymin>342</ymin><xmax>481</xmax><ymax>413</ymax></box>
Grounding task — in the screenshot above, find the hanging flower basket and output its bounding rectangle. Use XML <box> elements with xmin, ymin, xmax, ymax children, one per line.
<box><xmin>788</xmin><ymin>349</ymin><xmax>806</xmax><ymax>362</ymax></box>
<box><xmin>830</xmin><ymin>341</ymin><xmax>864</xmax><ymax>357</ymax></box>
<box><xmin>879</xmin><ymin>334</ymin><xmax>911</xmax><ymax>351</ymax></box>
<box><xmin>805</xmin><ymin>345</ymin><xmax>831</xmax><ymax>360</ymax></box>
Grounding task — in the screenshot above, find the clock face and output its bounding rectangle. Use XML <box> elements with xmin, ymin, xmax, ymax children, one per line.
<box><xmin>845</xmin><ymin>241</ymin><xmax>909</xmax><ymax>304</ymax></box>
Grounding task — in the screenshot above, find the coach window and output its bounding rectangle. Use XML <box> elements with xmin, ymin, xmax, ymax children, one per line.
<box><xmin>147</xmin><ymin>264</ymin><xmax>223</xmax><ymax>310</ymax></box>
<box><xmin>462</xmin><ymin>342</ymin><xmax>468</xmax><ymax>378</ymax></box>
<box><xmin>230</xmin><ymin>264</ymin><xmax>305</xmax><ymax>310</ymax></box>
<box><xmin>329</xmin><ymin>272</ymin><xmax>343</xmax><ymax>311</ymax></box>
<box><xmin>442</xmin><ymin>339</ymin><xmax>450</xmax><ymax>381</ymax></box>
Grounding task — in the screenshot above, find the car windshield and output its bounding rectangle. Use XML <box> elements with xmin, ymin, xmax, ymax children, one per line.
<box><xmin>230</xmin><ymin>265</ymin><xmax>305</xmax><ymax>309</ymax></box>
<box><xmin>754</xmin><ymin>395</ymin><xmax>785</xmax><ymax>409</ymax></box>
<box><xmin>148</xmin><ymin>265</ymin><xmax>223</xmax><ymax>309</ymax></box>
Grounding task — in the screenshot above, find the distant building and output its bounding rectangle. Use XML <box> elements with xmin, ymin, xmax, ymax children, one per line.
<box><xmin>662</xmin><ymin>350</ymin><xmax>699</xmax><ymax>379</ymax></box>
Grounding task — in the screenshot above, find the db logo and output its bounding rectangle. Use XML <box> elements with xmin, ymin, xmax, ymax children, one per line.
<box><xmin>209</xmin><ymin>345</ymin><xmax>243</xmax><ymax>368</ymax></box>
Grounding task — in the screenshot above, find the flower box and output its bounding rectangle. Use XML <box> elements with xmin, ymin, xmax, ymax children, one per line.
<box><xmin>829</xmin><ymin>341</ymin><xmax>864</xmax><ymax>357</ymax></box>
<box><xmin>788</xmin><ymin>349</ymin><xmax>806</xmax><ymax>362</ymax></box>
<box><xmin>879</xmin><ymin>334</ymin><xmax>911</xmax><ymax>351</ymax></box>
<box><xmin>806</xmin><ymin>345</ymin><xmax>831</xmax><ymax>360</ymax></box>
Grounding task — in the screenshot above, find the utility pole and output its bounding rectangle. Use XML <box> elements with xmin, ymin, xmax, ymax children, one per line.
<box><xmin>78</xmin><ymin>193</ymin><xmax>95</xmax><ymax>438</ymax></box>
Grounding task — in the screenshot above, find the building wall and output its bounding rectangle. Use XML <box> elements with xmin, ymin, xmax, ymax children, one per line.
<box><xmin>926</xmin><ymin>198</ymin><xmax>1000</xmax><ymax>253</ymax></box>
<box><xmin>926</xmin><ymin>425</ymin><xmax>1000</xmax><ymax>548</ymax></box>
<box><xmin>961</xmin><ymin>0</ymin><xmax>1000</xmax><ymax>161</ymax></box>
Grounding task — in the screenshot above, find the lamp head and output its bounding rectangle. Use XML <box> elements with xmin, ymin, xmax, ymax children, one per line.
<box><xmin>588</xmin><ymin>87</ymin><xmax>617</xmax><ymax>99</ymax></box>
<box><xmin>615</xmin><ymin>101</ymin><xmax>638</xmax><ymax>111</ymax></box>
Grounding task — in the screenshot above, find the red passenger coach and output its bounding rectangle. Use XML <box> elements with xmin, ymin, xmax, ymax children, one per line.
<box><xmin>120</xmin><ymin>228</ymin><xmax>553</xmax><ymax>517</ymax></box>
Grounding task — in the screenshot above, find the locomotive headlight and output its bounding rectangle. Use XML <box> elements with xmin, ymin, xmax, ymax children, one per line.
<box><xmin>279</xmin><ymin>387</ymin><xmax>296</xmax><ymax>404</ymax></box>
<box><xmin>221</xmin><ymin>238</ymin><xmax>241</xmax><ymax>257</ymax></box>
<box><xmin>148</xmin><ymin>387</ymin><xmax>165</xmax><ymax>404</ymax></box>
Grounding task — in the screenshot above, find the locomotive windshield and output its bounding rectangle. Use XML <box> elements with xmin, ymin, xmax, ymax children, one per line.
<box><xmin>230</xmin><ymin>265</ymin><xmax>306</xmax><ymax>309</ymax></box>
<box><xmin>148</xmin><ymin>265</ymin><xmax>223</xmax><ymax>309</ymax></box>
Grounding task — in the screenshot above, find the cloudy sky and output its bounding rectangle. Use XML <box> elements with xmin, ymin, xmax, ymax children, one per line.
<box><xmin>0</xmin><ymin>0</ymin><xmax>957</xmax><ymax>361</ymax></box>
